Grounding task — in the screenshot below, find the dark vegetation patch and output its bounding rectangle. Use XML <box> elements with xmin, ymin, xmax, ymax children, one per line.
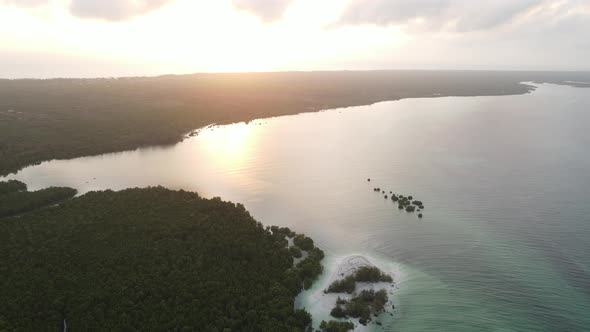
<box><xmin>373</xmin><ymin>185</ymin><xmax>425</xmax><ymax>218</ymax></box>
<box><xmin>326</xmin><ymin>266</ymin><xmax>393</xmax><ymax>294</ymax></box>
<box><xmin>330</xmin><ymin>290</ymin><xmax>388</xmax><ymax>325</ymax></box>
<box><xmin>0</xmin><ymin>185</ymin><xmax>323</xmax><ymax>331</ymax></box>
<box><xmin>289</xmin><ymin>246</ymin><xmax>303</xmax><ymax>258</ymax></box>
<box><xmin>0</xmin><ymin>180</ymin><xmax>76</xmax><ymax>217</ymax></box>
<box><xmin>319</xmin><ymin>320</ymin><xmax>355</xmax><ymax>332</ymax></box>
<box><xmin>0</xmin><ymin>179</ymin><xmax>27</xmax><ymax>195</ymax></box>
<box><xmin>293</xmin><ymin>233</ymin><xmax>315</xmax><ymax>251</ymax></box>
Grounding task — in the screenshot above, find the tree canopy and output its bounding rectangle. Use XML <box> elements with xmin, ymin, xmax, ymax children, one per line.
<box><xmin>326</xmin><ymin>266</ymin><xmax>392</xmax><ymax>294</ymax></box>
<box><xmin>0</xmin><ymin>183</ymin><xmax>76</xmax><ymax>217</ymax></box>
<box><xmin>0</xmin><ymin>179</ymin><xmax>27</xmax><ymax>195</ymax></box>
<box><xmin>319</xmin><ymin>320</ymin><xmax>354</xmax><ymax>332</ymax></box>
<box><xmin>0</xmin><ymin>185</ymin><xmax>323</xmax><ymax>331</ymax></box>
<box><xmin>330</xmin><ymin>290</ymin><xmax>388</xmax><ymax>325</ymax></box>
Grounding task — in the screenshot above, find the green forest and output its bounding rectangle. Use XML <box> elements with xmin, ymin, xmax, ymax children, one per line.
<box><xmin>0</xmin><ymin>179</ymin><xmax>27</xmax><ymax>195</ymax></box>
<box><xmin>4</xmin><ymin>70</ymin><xmax>589</xmax><ymax>176</ymax></box>
<box><xmin>0</xmin><ymin>184</ymin><xmax>324</xmax><ymax>331</ymax></box>
<box><xmin>0</xmin><ymin>181</ymin><xmax>76</xmax><ymax>217</ymax></box>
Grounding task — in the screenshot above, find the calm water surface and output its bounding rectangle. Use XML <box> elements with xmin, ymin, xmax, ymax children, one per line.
<box><xmin>5</xmin><ymin>83</ymin><xmax>590</xmax><ymax>331</ymax></box>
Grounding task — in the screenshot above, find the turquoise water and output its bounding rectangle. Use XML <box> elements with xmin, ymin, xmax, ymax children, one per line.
<box><xmin>4</xmin><ymin>83</ymin><xmax>590</xmax><ymax>331</ymax></box>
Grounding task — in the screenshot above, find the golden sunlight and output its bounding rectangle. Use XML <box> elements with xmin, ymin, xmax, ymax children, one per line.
<box><xmin>0</xmin><ymin>0</ymin><xmax>406</xmax><ymax>75</ymax></box>
<box><xmin>201</xmin><ymin>123</ymin><xmax>257</xmax><ymax>170</ymax></box>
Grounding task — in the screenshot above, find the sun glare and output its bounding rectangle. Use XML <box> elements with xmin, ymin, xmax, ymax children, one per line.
<box><xmin>201</xmin><ymin>123</ymin><xmax>257</xmax><ymax>170</ymax></box>
<box><xmin>0</xmin><ymin>0</ymin><xmax>406</xmax><ymax>74</ymax></box>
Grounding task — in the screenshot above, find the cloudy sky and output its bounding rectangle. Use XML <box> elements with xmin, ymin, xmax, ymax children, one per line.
<box><xmin>1</xmin><ymin>0</ymin><xmax>589</xmax><ymax>78</ymax></box>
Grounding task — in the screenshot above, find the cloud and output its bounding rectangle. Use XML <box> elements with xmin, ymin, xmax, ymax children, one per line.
<box><xmin>0</xmin><ymin>0</ymin><xmax>48</xmax><ymax>7</ymax></box>
<box><xmin>369</xmin><ymin>0</ymin><xmax>590</xmax><ymax>70</ymax></box>
<box><xmin>337</xmin><ymin>0</ymin><xmax>540</xmax><ymax>32</ymax></box>
<box><xmin>339</xmin><ymin>0</ymin><xmax>448</xmax><ymax>26</ymax></box>
<box><xmin>0</xmin><ymin>0</ymin><xmax>174</xmax><ymax>20</ymax></box>
<box><xmin>232</xmin><ymin>0</ymin><xmax>292</xmax><ymax>22</ymax></box>
<box><xmin>69</xmin><ymin>0</ymin><xmax>173</xmax><ymax>21</ymax></box>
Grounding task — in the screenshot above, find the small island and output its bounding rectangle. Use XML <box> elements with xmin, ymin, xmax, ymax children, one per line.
<box><xmin>371</xmin><ymin>181</ymin><xmax>426</xmax><ymax>219</ymax></box>
<box><xmin>321</xmin><ymin>256</ymin><xmax>396</xmax><ymax>328</ymax></box>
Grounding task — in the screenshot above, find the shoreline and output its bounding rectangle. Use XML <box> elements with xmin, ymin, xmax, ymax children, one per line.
<box><xmin>2</xmin><ymin>81</ymin><xmax>551</xmax><ymax>180</ymax></box>
<box><xmin>3</xmin><ymin>70</ymin><xmax>589</xmax><ymax>176</ymax></box>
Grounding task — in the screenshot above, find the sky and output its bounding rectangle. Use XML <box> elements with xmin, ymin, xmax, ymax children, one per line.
<box><xmin>0</xmin><ymin>0</ymin><xmax>589</xmax><ymax>78</ymax></box>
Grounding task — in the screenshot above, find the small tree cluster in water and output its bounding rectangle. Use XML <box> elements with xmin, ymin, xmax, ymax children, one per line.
<box><xmin>318</xmin><ymin>319</ymin><xmax>355</xmax><ymax>332</ymax></box>
<box><xmin>0</xmin><ymin>183</ymin><xmax>324</xmax><ymax>331</ymax></box>
<box><xmin>323</xmin><ymin>261</ymin><xmax>393</xmax><ymax>328</ymax></box>
<box><xmin>370</xmin><ymin>180</ymin><xmax>425</xmax><ymax>218</ymax></box>
<box><xmin>326</xmin><ymin>266</ymin><xmax>393</xmax><ymax>294</ymax></box>
<box><xmin>330</xmin><ymin>289</ymin><xmax>388</xmax><ymax>326</ymax></box>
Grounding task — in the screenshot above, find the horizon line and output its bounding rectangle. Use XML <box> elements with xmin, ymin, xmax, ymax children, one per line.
<box><xmin>2</xmin><ymin>68</ymin><xmax>590</xmax><ymax>81</ymax></box>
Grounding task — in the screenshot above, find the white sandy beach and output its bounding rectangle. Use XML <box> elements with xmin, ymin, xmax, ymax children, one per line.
<box><xmin>296</xmin><ymin>254</ymin><xmax>400</xmax><ymax>331</ymax></box>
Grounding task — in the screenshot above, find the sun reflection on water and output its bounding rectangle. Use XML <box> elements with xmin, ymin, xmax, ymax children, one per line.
<box><xmin>199</xmin><ymin>122</ymin><xmax>258</xmax><ymax>172</ymax></box>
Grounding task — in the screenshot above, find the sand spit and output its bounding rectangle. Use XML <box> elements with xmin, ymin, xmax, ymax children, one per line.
<box><xmin>297</xmin><ymin>254</ymin><xmax>400</xmax><ymax>331</ymax></box>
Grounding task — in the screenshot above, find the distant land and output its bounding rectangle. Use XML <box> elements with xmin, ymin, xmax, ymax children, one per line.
<box><xmin>1</xmin><ymin>70</ymin><xmax>589</xmax><ymax>176</ymax></box>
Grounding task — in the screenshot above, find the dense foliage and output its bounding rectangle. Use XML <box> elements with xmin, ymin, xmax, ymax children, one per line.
<box><xmin>295</xmin><ymin>247</ymin><xmax>324</xmax><ymax>289</ymax></box>
<box><xmin>326</xmin><ymin>276</ymin><xmax>357</xmax><ymax>294</ymax></box>
<box><xmin>271</xmin><ymin>225</ymin><xmax>297</xmax><ymax>238</ymax></box>
<box><xmin>289</xmin><ymin>246</ymin><xmax>303</xmax><ymax>258</ymax></box>
<box><xmin>318</xmin><ymin>320</ymin><xmax>354</xmax><ymax>332</ymax></box>
<box><xmin>330</xmin><ymin>290</ymin><xmax>388</xmax><ymax>325</ymax></box>
<box><xmin>293</xmin><ymin>234</ymin><xmax>315</xmax><ymax>251</ymax></box>
<box><xmin>4</xmin><ymin>70</ymin><xmax>587</xmax><ymax>175</ymax></box>
<box><xmin>0</xmin><ymin>185</ymin><xmax>77</xmax><ymax>217</ymax></box>
<box><xmin>0</xmin><ymin>179</ymin><xmax>26</xmax><ymax>195</ymax></box>
<box><xmin>0</xmin><ymin>186</ymin><xmax>324</xmax><ymax>331</ymax></box>
<box><xmin>326</xmin><ymin>266</ymin><xmax>392</xmax><ymax>294</ymax></box>
<box><xmin>354</xmin><ymin>266</ymin><xmax>393</xmax><ymax>283</ymax></box>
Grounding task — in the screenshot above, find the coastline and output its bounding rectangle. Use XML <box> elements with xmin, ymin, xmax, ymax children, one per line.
<box><xmin>2</xmin><ymin>81</ymin><xmax>550</xmax><ymax>185</ymax></box>
<box><xmin>3</xmin><ymin>70</ymin><xmax>589</xmax><ymax>176</ymax></box>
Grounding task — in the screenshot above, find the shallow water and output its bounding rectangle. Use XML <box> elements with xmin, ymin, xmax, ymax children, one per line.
<box><xmin>296</xmin><ymin>253</ymin><xmax>401</xmax><ymax>331</ymax></box>
<box><xmin>5</xmin><ymin>83</ymin><xmax>590</xmax><ymax>331</ymax></box>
